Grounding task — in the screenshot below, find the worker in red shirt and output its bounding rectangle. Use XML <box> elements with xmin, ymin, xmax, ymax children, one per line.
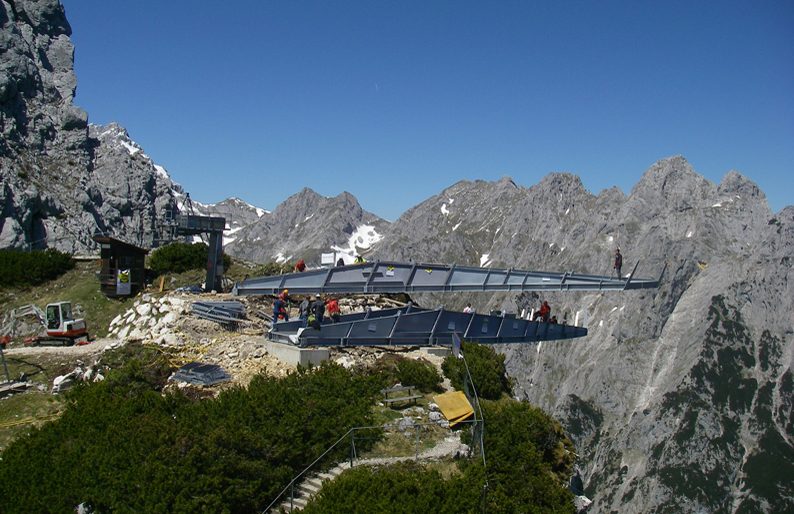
<box><xmin>326</xmin><ymin>297</ymin><xmax>341</xmax><ymax>323</ymax></box>
<box><xmin>294</xmin><ymin>259</ymin><xmax>306</xmax><ymax>272</ymax></box>
<box><xmin>532</xmin><ymin>301</ymin><xmax>551</xmax><ymax>322</ymax></box>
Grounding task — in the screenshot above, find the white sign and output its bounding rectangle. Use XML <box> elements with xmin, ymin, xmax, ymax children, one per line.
<box><xmin>321</xmin><ymin>253</ymin><xmax>335</xmax><ymax>265</ymax></box>
<box><xmin>116</xmin><ymin>269</ymin><xmax>132</xmax><ymax>296</ymax></box>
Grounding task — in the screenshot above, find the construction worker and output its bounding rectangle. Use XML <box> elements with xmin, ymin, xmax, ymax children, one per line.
<box><xmin>353</xmin><ymin>254</ymin><xmax>366</xmax><ymax>264</ymax></box>
<box><xmin>532</xmin><ymin>301</ymin><xmax>551</xmax><ymax>322</ymax></box>
<box><xmin>273</xmin><ymin>296</ymin><xmax>289</xmax><ymax>322</ymax></box>
<box><xmin>294</xmin><ymin>259</ymin><xmax>306</xmax><ymax>272</ymax></box>
<box><xmin>614</xmin><ymin>248</ymin><xmax>623</xmax><ymax>278</ymax></box>
<box><xmin>311</xmin><ymin>294</ymin><xmax>325</xmax><ymax>329</ymax></box>
<box><xmin>298</xmin><ymin>297</ymin><xmax>310</xmax><ymax>321</ymax></box>
<box><xmin>326</xmin><ymin>297</ymin><xmax>341</xmax><ymax>323</ymax></box>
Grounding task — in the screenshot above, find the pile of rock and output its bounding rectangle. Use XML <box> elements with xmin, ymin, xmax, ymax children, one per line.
<box><xmin>108</xmin><ymin>294</ymin><xmax>190</xmax><ymax>344</ymax></box>
<box><xmin>0</xmin><ymin>305</ymin><xmax>45</xmax><ymax>344</ymax></box>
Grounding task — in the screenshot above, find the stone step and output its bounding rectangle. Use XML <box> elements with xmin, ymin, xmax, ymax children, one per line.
<box><xmin>278</xmin><ymin>495</ymin><xmax>308</xmax><ymax>512</ymax></box>
<box><xmin>304</xmin><ymin>476</ymin><xmax>324</xmax><ymax>489</ymax></box>
<box><xmin>298</xmin><ymin>480</ymin><xmax>320</xmax><ymax>496</ymax></box>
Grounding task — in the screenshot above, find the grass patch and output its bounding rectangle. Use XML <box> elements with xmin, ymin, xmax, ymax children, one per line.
<box><xmin>0</xmin><ymin>392</ymin><xmax>63</xmax><ymax>452</ymax></box>
<box><xmin>0</xmin><ymin>261</ymin><xmax>134</xmax><ymax>339</ymax></box>
<box><xmin>424</xmin><ymin>459</ymin><xmax>464</xmax><ymax>479</ymax></box>
<box><xmin>371</xmin><ymin>404</ymin><xmax>404</xmax><ymax>425</ymax></box>
<box><xmin>362</xmin><ymin>422</ymin><xmax>449</xmax><ymax>459</ymax></box>
<box><xmin>1</xmin><ymin>353</ymin><xmax>78</xmax><ymax>387</ymax></box>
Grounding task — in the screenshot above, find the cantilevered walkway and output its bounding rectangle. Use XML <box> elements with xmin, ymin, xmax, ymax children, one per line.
<box><xmin>269</xmin><ymin>305</ymin><xmax>587</xmax><ymax>348</ymax></box>
<box><xmin>236</xmin><ymin>260</ymin><xmax>662</xmax><ymax>348</ymax></box>
<box><xmin>233</xmin><ymin>260</ymin><xmax>663</xmax><ymax>296</ymax></box>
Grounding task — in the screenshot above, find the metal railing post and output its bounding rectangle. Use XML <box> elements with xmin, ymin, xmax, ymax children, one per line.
<box><xmin>350</xmin><ymin>432</ymin><xmax>355</xmax><ymax>467</ymax></box>
<box><xmin>415</xmin><ymin>424</ymin><xmax>420</xmax><ymax>460</ymax></box>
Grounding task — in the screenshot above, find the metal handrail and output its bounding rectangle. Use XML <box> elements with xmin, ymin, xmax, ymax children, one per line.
<box><xmin>262</xmin><ymin>426</ymin><xmax>362</xmax><ymax>513</ymax></box>
<box><xmin>262</xmin><ymin>420</ymin><xmax>478</xmax><ymax>513</ymax></box>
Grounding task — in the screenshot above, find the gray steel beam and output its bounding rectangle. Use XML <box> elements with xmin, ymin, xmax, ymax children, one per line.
<box><xmin>270</xmin><ymin>306</ymin><xmax>588</xmax><ymax>347</ymax></box>
<box><xmin>233</xmin><ymin>260</ymin><xmax>662</xmax><ymax>296</ymax></box>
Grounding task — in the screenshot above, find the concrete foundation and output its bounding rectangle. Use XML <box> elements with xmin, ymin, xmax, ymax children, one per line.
<box><xmin>422</xmin><ymin>347</ymin><xmax>451</xmax><ymax>358</ymax></box>
<box><xmin>264</xmin><ymin>340</ymin><xmax>330</xmax><ymax>367</ymax></box>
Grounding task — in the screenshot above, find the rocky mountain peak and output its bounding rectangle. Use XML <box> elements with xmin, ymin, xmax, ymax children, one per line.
<box><xmin>624</xmin><ymin>156</ymin><xmax>712</xmax><ymax>218</ymax></box>
<box><xmin>225</xmin><ymin>186</ymin><xmax>387</xmax><ymax>265</ymax></box>
<box><xmin>3</xmin><ymin>0</ymin><xmax>70</xmax><ymax>35</ymax></box>
<box><xmin>717</xmin><ymin>170</ymin><xmax>765</xmax><ymax>203</ymax></box>
<box><xmin>533</xmin><ymin>172</ymin><xmax>587</xmax><ymax>198</ymax></box>
<box><xmin>496</xmin><ymin>176</ymin><xmax>519</xmax><ymax>189</ymax></box>
<box><xmin>632</xmin><ymin>155</ymin><xmax>706</xmax><ymax>194</ymax></box>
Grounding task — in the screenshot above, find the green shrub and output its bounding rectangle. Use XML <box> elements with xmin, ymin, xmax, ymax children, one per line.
<box><xmin>0</xmin><ymin>362</ymin><xmax>382</xmax><ymax>513</ymax></box>
<box><xmin>302</xmin><ymin>461</ymin><xmax>483</xmax><ymax>514</ymax></box>
<box><xmin>441</xmin><ymin>342</ymin><xmax>511</xmax><ymax>400</ymax></box>
<box><xmin>461</xmin><ymin>399</ymin><xmax>574</xmax><ymax>512</ymax></box>
<box><xmin>0</xmin><ymin>248</ymin><xmax>74</xmax><ymax>287</ymax></box>
<box><xmin>148</xmin><ymin>242</ymin><xmax>231</xmax><ymax>275</ymax></box>
<box><xmin>396</xmin><ymin>357</ymin><xmax>442</xmax><ymax>393</ymax></box>
<box><xmin>304</xmin><ymin>399</ymin><xmax>575</xmax><ymax>514</ymax></box>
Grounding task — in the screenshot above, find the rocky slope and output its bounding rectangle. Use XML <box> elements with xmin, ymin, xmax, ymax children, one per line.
<box><xmin>0</xmin><ymin>0</ymin><xmax>368</xmax><ymax>260</ymax></box>
<box><xmin>0</xmin><ymin>0</ymin><xmax>185</xmax><ymax>251</ymax></box>
<box><xmin>376</xmin><ymin>156</ymin><xmax>793</xmax><ymax>512</ymax></box>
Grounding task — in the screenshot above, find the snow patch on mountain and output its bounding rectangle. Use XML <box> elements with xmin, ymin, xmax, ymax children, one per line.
<box><xmin>223</xmin><ymin>226</ymin><xmax>243</xmax><ymax>246</ymax></box>
<box><xmin>153</xmin><ymin>165</ymin><xmax>169</xmax><ymax>179</ymax></box>
<box><xmin>331</xmin><ymin>224</ymin><xmax>383</xmax><ymax>262</ymax></box>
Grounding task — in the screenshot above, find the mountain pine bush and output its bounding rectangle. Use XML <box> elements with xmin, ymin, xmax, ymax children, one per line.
<box><xmin>0</xmin><ymin>360</ymin><xmax>381</xmax><ymax>513</ymax></box>
<box><xmin>396</xmin><ymin>357</ymin><xmax>443</xmax><ymax>393</ymax></box>
<box><xmin>441</xmin><ymin>342</ymin><xmax>512</xmax><ymax>400</ymax></box>
<box><xmin>148</xmin><ymin>242</ymin><xmax>231</xmax><ymax>275</ymax></box>
<box><xmin>0</xmin><ymin>248</ymin><xmax>74</xmax><ymax>287</ymax></box>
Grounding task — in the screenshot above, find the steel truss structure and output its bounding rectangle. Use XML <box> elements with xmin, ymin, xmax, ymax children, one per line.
<box><xmin>269</xmin><ymin>305</ymin><xmax>587</xmax><ymax>347</ymax></box>
<box><xmin>234</xmin><ymin>260</ymin><xmax>663</xmax><ymax>296</ymax></box>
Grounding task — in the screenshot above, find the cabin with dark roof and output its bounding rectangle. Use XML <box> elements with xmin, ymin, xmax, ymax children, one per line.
<box><xmin>93</xmin><ymin>236</ymin><xmax>149</xmax><ymax>297</ymax></box>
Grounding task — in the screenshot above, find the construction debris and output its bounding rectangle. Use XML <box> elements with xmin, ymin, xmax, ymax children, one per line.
<box><xmin>51</xmin><ymin>364</ymin><xmax>105</xmax><ymax>394</ymax></box>
<box><xmin>0</xmin><ymin>381</ymin><xmax>31</xmax><ymax>398</ymax></box>
<box><xmin>191</xmin><ymin>301</ymin><xmax>246</xmax><ymax>329</ymax></box>
<box><xmin>169</xmin><ymin>362</ymin><xmax>232</xmax><ymax>386</ymax></box>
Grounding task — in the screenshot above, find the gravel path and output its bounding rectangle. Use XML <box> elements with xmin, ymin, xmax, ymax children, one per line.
<box><xmin>3</xmin><ymin>338</ymin><xmax>121</xmax><ymax>357</ymax></box>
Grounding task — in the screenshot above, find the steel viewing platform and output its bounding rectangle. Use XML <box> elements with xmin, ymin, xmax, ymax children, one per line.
<box><xmin>233</xmin><ymin>260</ymin><xmax>664</xmax><ymax>296</ymax></box>
<box><xmin>269</xmin><ymin>305</ymin><xmax>587</xmax><ymax>347</ymax></box>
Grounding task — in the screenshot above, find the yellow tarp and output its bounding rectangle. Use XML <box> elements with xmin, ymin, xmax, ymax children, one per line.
<box><xmin>433</xmin><ymin>390</ymin><xmax>474</xmax><ymax>427</ymax></box>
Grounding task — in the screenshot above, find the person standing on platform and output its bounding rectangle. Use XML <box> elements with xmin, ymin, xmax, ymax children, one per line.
<box><xmin>613</xmin><ymin>248</ymin><xmax>623</xmax><ymax>278</ymax></box>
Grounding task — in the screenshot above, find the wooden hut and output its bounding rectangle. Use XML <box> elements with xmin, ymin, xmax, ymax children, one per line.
<box><xmin>93</xmin><ymin>236</ymin><xmax>148</xmax><ymax>297</ymax></box>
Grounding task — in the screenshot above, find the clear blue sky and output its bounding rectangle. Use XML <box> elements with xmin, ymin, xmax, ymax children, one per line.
<box><xmin>61</xmin><ymin>0</ymin><xmax>793</xmax><ymax>220</ymax></box>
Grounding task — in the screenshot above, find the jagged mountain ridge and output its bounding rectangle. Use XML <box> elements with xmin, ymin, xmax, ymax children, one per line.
<box><xmin>225</xmin><ymin>187</ymin><xmax>388</xmax><ymax>266</ymax></box>
<box><xmin>373</xmin><ymin>156</ymin><xmax>792</xmax><ymax>512</ymax></box>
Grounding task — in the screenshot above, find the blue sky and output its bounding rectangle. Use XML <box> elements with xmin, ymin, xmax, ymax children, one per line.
<box><xmin>61</xmin><ymin>0</ymin><xmax>793</xmax><ymax>220</ymax></box>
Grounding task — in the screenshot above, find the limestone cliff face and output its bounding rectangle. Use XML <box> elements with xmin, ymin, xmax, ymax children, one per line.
<box><xmin>0</xmin><ymin>0</ymin><xmax>385</xmax><ymax>262</ymax></box>
<box><xmin>375</xmin><ymin>156</ymin><xmax>792</xmax><ymax>512</ymax></box>
<box><xmin>0</xmin><ymin>0</ymin><xmax>181</xmax><ymax>251</ymax></box>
